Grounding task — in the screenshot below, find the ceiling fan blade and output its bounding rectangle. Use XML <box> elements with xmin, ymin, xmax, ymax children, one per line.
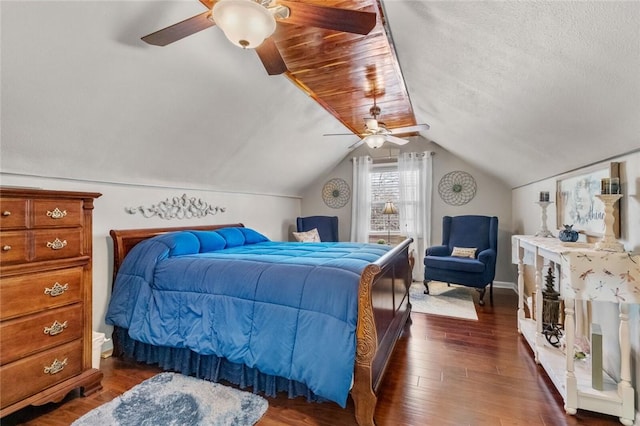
<box><xmin>255</xmin><ymin>37</ymin><xmax>288</xmax><ymax>75</ymax></box>
<box><xmin>142</xmin><ymin>11</ymin><xmax>215</xmax><ymax>46</ymax></box>
<box><xmin>323</xmin><ymin>133</ymin><xmax>357</xmax><ymax>136</ymax></box>
<box><xmin>389</xmin><ymin>124</ymin><xmax>430</xmax><ymax>134</ymax></box>
<box><xmin>279</xmin><ymin>1</ymin><xmax>377</xmax><ymax>35</ymax></box>
<box><xmin>348</xmin><ymin>139</ymin><xmax>366</xmax><ymax>150</ymax></box>
<box><xmin>386</xmin><ymin>135</ymin><xmax>409</xmax><ymax>146</ymax></box>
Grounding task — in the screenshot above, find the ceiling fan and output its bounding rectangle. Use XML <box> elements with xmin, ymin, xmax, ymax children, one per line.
<box><xmin>325</xmin><ymin>103</ymin><xmax>430</xmax><ymax>149</ymax></box>
<box><xmin>141</xmin><ymin>0</ymin><xmax>377</xmax><ymax>75</ymax></box>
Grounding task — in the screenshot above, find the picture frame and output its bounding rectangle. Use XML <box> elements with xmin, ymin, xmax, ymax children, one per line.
<box><xmin>556</xmin><ymin>162</ymin><xmax>620</xmax><ymax>238</ymax></box>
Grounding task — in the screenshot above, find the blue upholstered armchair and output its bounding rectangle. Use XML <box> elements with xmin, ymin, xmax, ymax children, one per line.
<box><xmin>423</xmin><ymin>215</ymin><xmax>498</xmax><ymax>305</ymax></box>
<box><xmin>296</xmin><ymin>216</ymin><xmax>339</xmax><ymax>242</ymax></box>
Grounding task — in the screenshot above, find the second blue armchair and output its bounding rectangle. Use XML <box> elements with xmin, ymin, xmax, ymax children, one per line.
<box><xmin>423</xmin><ymin>215</ymin><xmax>498</xmax><ymax>305</ymax></box>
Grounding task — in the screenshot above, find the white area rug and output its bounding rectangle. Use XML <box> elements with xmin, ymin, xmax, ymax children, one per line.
<box><xmin>72</xmin><ymin>372</ymin><xmax>268</xmax><ymax>426</ymax></box>
<box><xmin>410</xmin><ymin>281</ymin><xmax>478</xmax><ymax>321</ymax></box>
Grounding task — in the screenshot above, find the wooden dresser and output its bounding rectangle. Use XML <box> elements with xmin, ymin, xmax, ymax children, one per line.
<box><xmin>0</xmin><ymin>187</ymin><xmax>103</xmax><ymax>417</ymax></box>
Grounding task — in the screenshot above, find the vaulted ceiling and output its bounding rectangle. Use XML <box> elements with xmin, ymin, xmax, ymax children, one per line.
<box><xmin>2</xmin><ymin>1</ymin><xmax>639</xmax><ymax>196</ymax></box>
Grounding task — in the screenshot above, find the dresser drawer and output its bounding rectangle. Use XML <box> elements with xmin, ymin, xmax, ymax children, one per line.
<box><xmin>0</xmin><ymin>267</ymin><xmax>83</xmax><ymax>320</ymax></box>
<box><xmin>32</xmin><ymin>199</ymin><xmax>83</xmax><ymax>228</ymax></box>
<box><xmin>0</xmin><ymin>199</ymin><xmax>28</xmax><ymax>230</ymax></box>
<box><xmin>0</xmin><ymin>304</ymin><xmax>83</xmax><ymax>365</ymax></box>
<box><xmin>33</xmin><ymin>229</ymin><xmax>83</xmax><ymax>261</ymax></box>
<box><xmin>0</xmin><ymin>339</ymin><xmax>83</xmax><ymax>408</ymax></box>
<box><xmin>0</xmin><ymin>231</ymin><xmax>29</xmax><ymax>265</ymax></box>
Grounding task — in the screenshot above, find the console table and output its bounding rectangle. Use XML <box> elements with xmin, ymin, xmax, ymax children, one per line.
<box><xmin>512</xmin><ymin>235</ymin><xmax>638</xmax><ymax>425</ymax></box>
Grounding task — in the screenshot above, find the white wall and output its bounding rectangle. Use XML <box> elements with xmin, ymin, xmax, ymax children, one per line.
<box><xmin>511</xmin><ymin>151</ymin><xmax>640</xmax><ymax>418</ymax></box>
<box><xmin>300</xmin><ymin>136</ymin><xmax>514</xmax><ymax>284</ymax></box>
<box><xmin>0</xmin><ymin>173</ymin><xmax>301</xmax><ymax>351</ymax></box>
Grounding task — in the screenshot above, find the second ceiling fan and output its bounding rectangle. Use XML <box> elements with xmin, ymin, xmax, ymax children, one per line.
<box><xmin>141</xmin><ymin>0</ymin><xmax>377</xmax><ymax>75</ymax></box>
<box><xmin>325</xmin><ymin>103</ymin><xmax>430</xmax><ymax>149</ymax></box>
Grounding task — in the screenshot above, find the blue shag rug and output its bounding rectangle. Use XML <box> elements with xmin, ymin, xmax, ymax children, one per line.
<box><xmin>72</xmin><ymin>372</ymin><xmax>268</xmax><ymax>426</ymax></box>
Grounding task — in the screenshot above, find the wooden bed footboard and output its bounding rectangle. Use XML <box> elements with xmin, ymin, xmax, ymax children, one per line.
<box><xmin>109</xmin><ymin>224</ymin><xmax>412</xmax><ymax>426</ymax></box>
<box><xmin>353</xmin><ymin>238</ymin><xmax>413</xmax><ymax>426</ymax></box>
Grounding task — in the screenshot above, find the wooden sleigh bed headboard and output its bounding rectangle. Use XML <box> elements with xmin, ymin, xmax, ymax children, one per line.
<box><xmin>110</xmin><ymin>223</ymin><xmax>244</xmax><ymax>284</ymax></box>
<box><xmin>108</xmin><ymin>223</ymin><xmax>412</xmax><ymax>426</ymax></box>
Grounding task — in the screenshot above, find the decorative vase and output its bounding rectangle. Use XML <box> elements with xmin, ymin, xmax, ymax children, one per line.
<box><xmin>558</xmin><ymin>224</ymin><xmax>579</xmax><ymax>242</ymax></box>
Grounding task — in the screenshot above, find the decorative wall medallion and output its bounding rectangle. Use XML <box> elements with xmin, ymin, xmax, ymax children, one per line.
<box><xmin>438</xmin><ymin>171</ymin><xmax>477</xmax><ymax>206</ymax></box>
<box><xmin>125</xmin><ymin>194</ymin><xmax>226</xmax><ymax>220</ymax></box>
<box><xmin>322</xmin><ymin>178</ymin><xmax>351</xmax><ymax>209</ymax></box>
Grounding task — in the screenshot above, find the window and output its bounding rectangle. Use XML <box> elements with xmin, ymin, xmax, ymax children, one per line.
<box><xmin>370</xmin><ymin>163</ymin><xmax>400</xmax><ymax>239</ymax></box>
<box><xmin>351</xmin><ymin>152</ymin><xmax>432</xmax><ymax>278</ymax></box>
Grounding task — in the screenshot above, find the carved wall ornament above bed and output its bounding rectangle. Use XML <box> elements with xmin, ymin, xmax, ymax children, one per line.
<box><xmin>125</xmin><ymin>193</ymin><xmax>226</xmax><ymax>220</ymax></box>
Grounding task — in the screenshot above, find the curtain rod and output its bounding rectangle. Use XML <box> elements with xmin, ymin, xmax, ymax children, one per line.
<box><xmin>352</xmin><ymin>151</ymin><xmax>435</xmax><ymax>163</ymax></box>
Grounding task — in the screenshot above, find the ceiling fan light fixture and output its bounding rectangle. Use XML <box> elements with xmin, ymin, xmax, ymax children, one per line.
<box><xmin>213</xmin><ymin>0</ymin><xmax>276</xmax><ymax>49</ymax></box>
<box><xmin>365</xmin><ymin>134</ymin><xmax>386</xmax><ymax>149</ymax></box>
<box><xmin>364</xmin><ymin>117</ymin><xmax>379</xmax><ymax>131</ymax></box>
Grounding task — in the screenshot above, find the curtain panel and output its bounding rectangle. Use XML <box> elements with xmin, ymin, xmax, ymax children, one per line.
<box><xmin>398</xmin><ymin>151</ymin><xmax>433</xmax><ymax>280</ymax></box>
<box><xmin>350</xmin><ymin>156</ymin><xmax>372</xmax><ymax>242</ymax></box>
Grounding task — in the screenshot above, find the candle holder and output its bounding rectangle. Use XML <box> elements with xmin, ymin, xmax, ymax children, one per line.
<box><xmin>594</xmin><ymin>194</ymin><xmax>624</xmax><ymax>252</ymax></box>
<box><xmin>535</xmin><ymin>201</ymin><xmax>554</xmax><ymax>238</ymax></box>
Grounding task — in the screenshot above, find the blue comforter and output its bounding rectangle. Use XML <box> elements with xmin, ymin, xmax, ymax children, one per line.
<box><xmin>105</xmin><ymin>227</ymin><xmax>390</xmax><ymax>406</ymax></box>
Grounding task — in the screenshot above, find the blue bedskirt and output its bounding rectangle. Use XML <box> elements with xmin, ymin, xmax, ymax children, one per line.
<box><xmin>113</xmin><ymin>327</ymin><xmax>324</xmax><ymax>403</ymax></box>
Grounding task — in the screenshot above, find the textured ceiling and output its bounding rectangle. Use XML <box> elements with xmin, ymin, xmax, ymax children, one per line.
<box><xmin>1</xmin><ymin>1</ymin><xmax>639</xmax><ymax>196</ymax></box>
<box><xmin>383</xmin><ymin>0</ymin><xmax>640</xmax><ymax>186</ymax></box>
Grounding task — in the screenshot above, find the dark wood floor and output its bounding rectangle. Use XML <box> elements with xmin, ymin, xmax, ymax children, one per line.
<box><xmin>4</xmin><ymin>288</ymin><xmax>621</xmax><ymax>425</ymax></box>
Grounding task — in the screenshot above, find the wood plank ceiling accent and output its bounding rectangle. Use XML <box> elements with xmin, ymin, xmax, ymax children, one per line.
<box><xmin>194</xmin><ymin>0</ymin><xmax>418</xmax><ymax>136</ymax></box>
<box><xmin>275</xmin><ymin>0</ymin><xmax>418</xmax><ymax>136</ymax></box>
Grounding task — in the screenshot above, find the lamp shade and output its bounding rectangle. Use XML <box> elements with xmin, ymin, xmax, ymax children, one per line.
<box><xmin>212</xmin><ymin>0</ymin><xmax>276</xmax><ymax>49</ymax></box>
<box><xmin>382</xmin><ymin>201</ymin><xmax>398</xmax><ymax>215</ymax></box>
<box><xmin>365</xmin><ymin>134</ymin><xmax>386</xmax><ymax>149</ymax></box>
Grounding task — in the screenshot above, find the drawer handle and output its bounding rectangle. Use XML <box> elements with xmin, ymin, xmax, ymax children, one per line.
<box><xmin>44</xmin><ymin>358</ymin><xmax>68</xmax><ymax>375</ymax></box>
<box><xmin>2</xmin><ymin>245</ymin><xmax>10</xmax><ymax>251</ymax></box>
<box><xmin>2</xmin><ymin>211</ymin><xmax>10</xmax><ymax>216</ymax></box>
<box><xmin>46</xmin><ymin>208</ymin><xmax>67</xmax><ymax>219</ymax></box>
<box><xmin>44</xmin><ymin>320</ymin><xmax>68</xmax><ymax>336</ymax></box>
<box><xmin>44</xmin><ymin>282</ymin><xmax>69</xmax><ymax>297</ymax></box>
<box><xmin>46</xmin><ymin>238</ymin><xmax>67</xmax><ymax>250</ymax></box>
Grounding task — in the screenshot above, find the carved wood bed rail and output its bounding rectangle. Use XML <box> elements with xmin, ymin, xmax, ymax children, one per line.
<box><xmin>109</xmin><ymin>223</ymin><xmax>412</xmax><ymax>426</ymax></box>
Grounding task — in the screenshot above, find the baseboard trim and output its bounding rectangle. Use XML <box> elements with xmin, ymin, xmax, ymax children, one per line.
<box><xmin>494</xmin><ymin>280</ymin><xmax>517</xmax><ymax>292</ymax></box>
<box><xmin>416</xmin><ymin>280</ymin><xmax>518</xmax><ymax>293</ymax></box>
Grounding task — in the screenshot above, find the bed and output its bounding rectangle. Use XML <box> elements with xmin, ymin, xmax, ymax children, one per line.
<box><xmin>106</xmin><ymin>223</ymin><xmax>412</xmax><ymax>426</ymax></box>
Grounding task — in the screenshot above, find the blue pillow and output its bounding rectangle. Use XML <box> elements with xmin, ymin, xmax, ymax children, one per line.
<box><xmin>239</xmin><ymin>227</ymin><xmax>270</xmax><ymax>244</ymax></box>
<box><xmin>216</xmin><ymin>227</ymin><xmax>246</xmax><ymax>248</ymax></box>
<box><xmin>191</xmin><ymin>231</ymin><xmax>226</xmax><ymax>253</ymax></box>
<box><xmin>159</xmin><ymin>232</ymin><xmax>200</xmax><ymax>257</ymax></box>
